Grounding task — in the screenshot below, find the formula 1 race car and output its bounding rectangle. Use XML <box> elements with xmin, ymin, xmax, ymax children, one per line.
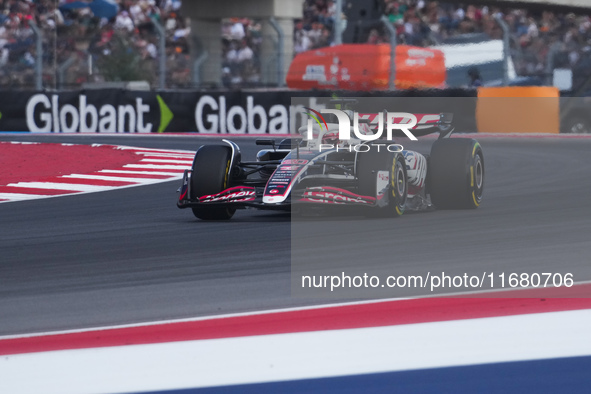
<box><xmin>177</xmin><ymin>105</ymin><xmax>484</xmax><ymax>220</ymax></box>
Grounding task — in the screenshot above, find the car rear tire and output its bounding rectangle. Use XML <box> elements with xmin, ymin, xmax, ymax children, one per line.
<box><xmin>190</xmin><ymin>145</ymin><xmax>236</xmax><ymax>220</ymax></box>
<box><xmin>428</xmin><ymin>138</ymin><xmax>484</xmax><ymax>209</ymax></box>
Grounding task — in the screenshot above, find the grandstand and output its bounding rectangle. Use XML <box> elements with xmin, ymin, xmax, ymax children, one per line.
<box><xmin>294</xmin><ymin>0</ymin><xmax>591</xmax><ymax>89</ymax></box>
<box><xmin>0</xmin><ymin>0</ymin><xmax>589</xmax><ymax>90</ymax></box>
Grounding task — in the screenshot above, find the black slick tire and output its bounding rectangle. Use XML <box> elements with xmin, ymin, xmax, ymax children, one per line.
<box><xmin>429</xmin><ymin>138</ymin><xmax>484</xmax><ymax>209</ymax></box>
<box><xmin>190</xmin><ymin>145</ymin><xmax>236</xmax><ymax>220</ymax></box>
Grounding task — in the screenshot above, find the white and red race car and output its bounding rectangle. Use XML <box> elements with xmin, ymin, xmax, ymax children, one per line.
<box><xmin>178</xmin><ymin>105</ymin><xmax>484</xmax><ymax>220</ymax></box>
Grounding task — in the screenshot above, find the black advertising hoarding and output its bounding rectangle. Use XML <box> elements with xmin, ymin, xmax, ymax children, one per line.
<box><xmin>0</xmin><ymin>89</ymin><xmax>477</xmax><ymax>133</ymax></box>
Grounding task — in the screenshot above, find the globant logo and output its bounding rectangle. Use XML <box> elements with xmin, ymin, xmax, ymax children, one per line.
<box><xmin>195</xmin><ymin>95</ymin><xmax>288</xmax><ymax>134</ymax></box>
<box><xmin>26</xmin><ymin>94</ymin><xmax>154</xmax><ymax>133</ymax></box>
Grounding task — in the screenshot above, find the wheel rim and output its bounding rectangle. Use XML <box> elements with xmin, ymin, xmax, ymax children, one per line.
<box><xmin>475</xmin><ymin>155</ymin><xmax>483</xmax><ymax>189</ymax></box>
<box><xmin>394</xmin><ymin>160</ymin><xmax>406</xmax><ymax>208</ymax></box>
<box><xmin>397</xmin><ymin>166</ymin><xmax>405</xmax><ymax>196</ymax></box>
<box><xmin>474</xmin><ymin>154</ymin><xmax>484</xmax><ymax>202</ymax></box>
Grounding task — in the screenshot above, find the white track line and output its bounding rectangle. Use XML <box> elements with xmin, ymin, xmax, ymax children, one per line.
<box><xmin>61</xmin><ymin>175</ymin><xmax>166</xmax><ymax>183</ymax></box>
<box><xmin>0</xmin><ymin>193</ymin><xmax>52</xmax><ymax>200</ymax></box>
<box><xmin>2</xmin><ymin>309</ymin><xmax>591</xmax><ymax>394</ymax></box>
<box><xmin>137</xmin><ymin>159</ymin><xmax>193</xmax><ymax>164</ymax></box>
<box><xmin>135</xmin><ymin>153</ymin><xmax>195</xmax><ymax>158</ymax></box>
<box><xmin>6</xmin><ymin>182</ymin><xmax>119</xmax><ymax>192</ymax></box>
<box><xmin>123</xmin><ymin>164</ymin><xmax>188</xmax><ymax>170</ymax></box>
<box><xmin>116</xmin><ymin>146</ymin><xmax>195</xmax><ymax>153</ymax></box>
<box><xmin>97</xmin><ymin>170</ymin><xmax>183</xmax><ymax>176</ymax></box>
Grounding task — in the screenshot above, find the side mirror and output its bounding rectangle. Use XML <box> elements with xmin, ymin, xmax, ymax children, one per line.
<box><xmin>256</xmin><ymin>139</ymin><xmax>276</xmax><ymax>149</ymax></box>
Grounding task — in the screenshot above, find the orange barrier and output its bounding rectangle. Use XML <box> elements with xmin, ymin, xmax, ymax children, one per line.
<box><xmin>476</xmin><ymin>87</ymin><xmax>560</xmax><ymax>134</ymax></box>
<box><xmin>286</xmin><ymin>44</ymin><xmax>446</xmax><ymax>91</ymax></box>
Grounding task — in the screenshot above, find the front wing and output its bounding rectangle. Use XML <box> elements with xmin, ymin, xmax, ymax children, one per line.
<box><xmin>177</xmin><ymin>170</ymin><xmax>290</xmax><ymax>210</ymax></box>
<box><xmin>177</xmin><ymin>170</ymin><xmax>383</xmax><ymax>211</ymax></box>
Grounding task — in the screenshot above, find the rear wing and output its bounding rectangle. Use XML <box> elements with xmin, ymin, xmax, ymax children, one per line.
<box><xmin>297</xmin><ymin>101</ymin><xmax>455</xmax><ymax>142</ymax></box>
<box><xmin>360</xmin><ymin>112</ymin><xmax>454</xmax><ymax>139</ymax></box>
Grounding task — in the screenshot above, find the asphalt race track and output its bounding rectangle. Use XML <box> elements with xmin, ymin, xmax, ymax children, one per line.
<box><xmin>1</xmin><ymin>133</ymin><xmax>590</xmax><ymax>335</ymax></box>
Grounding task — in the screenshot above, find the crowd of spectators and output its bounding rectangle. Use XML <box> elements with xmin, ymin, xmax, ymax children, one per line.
<box><xmin>294</xmin><ymin>0</ymin><xmax>591</xmax><ymax>85</ymax></box>
<box><xmin>0</xmin><ymin>0</ymin><xmax>265</xmax><ymax>89</ymax></box>
<box><xmin>295</xmin><ymin>0</ymin><xmax>336</xmax><ymax>54</ymax></box>
<box><xmin>382</xmin><ymin>0</ymin><xmax>591</xmax><ymax>82</ymax></box>
<box><xmin>0</xmin><ymin>0</ymin><xmax>189</xmax><ymax>89</ymax></box>
<box><xmin>220</xmin><ymin>17</ymin><xmax>262</xmax><ymax>87</ymax></box>
<box><xmin>1</xmin><ymin>0</ymin><xmax>590</xmax><ymax>89</ymax></box>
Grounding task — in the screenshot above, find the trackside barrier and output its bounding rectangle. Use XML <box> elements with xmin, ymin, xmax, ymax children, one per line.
<box><xmin>476</xmin><ymin>87</ymin><xmax>560</xmax><ymax>134</ymax></box>
<box><xmin>0</xmin><ymin>89</ymin><xmax>477</xmax><ymax>134</ymax></box>
<box><xmin>2</xmin><ymin>88</ymin><xmax>573</xmax><ymax>135</ymax></box>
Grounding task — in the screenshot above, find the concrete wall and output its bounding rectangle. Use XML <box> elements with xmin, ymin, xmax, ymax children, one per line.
<box><xmin>183</xmin><ymin>0</ymin><xmax>304</xmax><ymax>19</ymax></box>
<box><xmin>182</xmin><ymin>0</ymin><xmax>304</xmax><ymax>87</ymax></box>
